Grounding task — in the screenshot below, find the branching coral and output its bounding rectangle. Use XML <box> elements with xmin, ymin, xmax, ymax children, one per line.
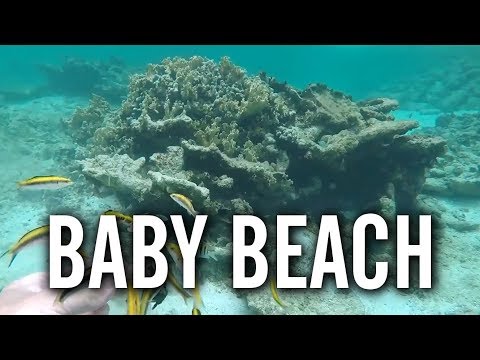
<box><xmin>194</xmin><ymin>118</ymin><xmax>239</xmax><ymax>157</ymax></box>
<box><xmin>67</xmin><ymin>95</ymin><xmax>111</xmax><ymax>145</ymax></box>
<box><xmin>70</xmin><ymin>56</ymin><xmax>445</xmax><ymax>222</ymax></box>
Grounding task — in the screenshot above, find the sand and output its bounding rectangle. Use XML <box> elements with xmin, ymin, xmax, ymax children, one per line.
<box><xmin>0</xmin><ymin>96</ymin><xmax>478</xmax><ymax>315</ymax></box>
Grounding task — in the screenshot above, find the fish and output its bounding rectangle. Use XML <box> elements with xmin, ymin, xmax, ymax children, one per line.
<box><xmin>103</xmin><ymin>209</ymin><xmax>134</xmax><ymax>232</ymax></box>
<box><xmin>270</xmin><ymin>277</ymin><xmax>286</xmax><ymax>308</ymax></box>
<box><xmin>192</xmin><ymin>308</ymin><xmax>201</xmax><ymax>315</ymax></box>
<box><xmin>197</xmin><ymin>242</ymin><xmax>233</xmax><ymax>261</ymax></box>
<box><xmin>103</xmin><ymin>210</ymin><xmax>169</xmax><ymax>232</ymax></box>
<box><xmin>166</xmin><ymin>240</ymin><xmax>230</xmax><ymax>267</ymax></box>
<box><xmin>127</xmin><ymin>282</ymin><xmax>142</xmax><ymax>315</ymax></box>
<box><xmin>166</xmin><ymin>242</ymin><xmax>183</xmax><ymax>270</ymax></box>
<box><xmin>17</xmin><ymin>175</ymin><xmax>73</xmax><ymax>190</ymax></box>
<box><xmin>150</xmin><ymin>287</ymin><xmax>168</xmax><ymax>310</ymax></box>
<box><xmin>103</xmin><ymin>210</ymin><xmax>133</xmax><ymax>223</ymax></box>
<box><xmin>197</xmin><ymin>242</ymin><xmax>217</xmax><ymax>261</ymax></box>
<box><xmin>0</xmin><ymin>225</ymin><xmax>50</xmax><ymax>267</ymax></box>
<box><xmin>170</xmin><ymin>193</ymin><xmax>198</xmax><ymax>217</ymax></box>
<box><xmin>190</xmin><ymin>279</ymin><xmax>203</xmax><ymax>314</ymax></box>
<box><xmin>138</xmin><ymin>288</ymin><xmax>161</xmax><ymax>315</ymax></box>
<box><xmin>192</xmin><ymin>281</ymin><xmax>203</xmax><ymax>310</ymax></box>
<box><xmin>167</xmin><ymin>271</ymin><xmax>192</xmax><ymax>304</ymax></box>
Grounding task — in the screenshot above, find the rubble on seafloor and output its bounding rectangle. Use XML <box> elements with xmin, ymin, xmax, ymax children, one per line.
<box><xmin>419</xmin><ymin>112</ymin><xmax>480</xmax><ymax>199</ymax></box>
<box><xmin>376</xmin><ymin>58</ymin><xmax>480</xmax><ymax>112</ymax></box>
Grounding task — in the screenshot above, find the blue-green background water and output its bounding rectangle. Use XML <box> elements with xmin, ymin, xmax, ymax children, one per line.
<box><xmin>1</xmin><ymin>45</ymin><xmax>478</xmax><ymax>99</ymax></box>
<box><xmin>0</xmin><ymin>45</ymin><xmax>479</xmax><ymax>315</ymax></box>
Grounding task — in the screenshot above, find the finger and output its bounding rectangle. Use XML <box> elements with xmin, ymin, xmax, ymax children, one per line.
<box><xmin>60</xmin><ymin>277</ymin><xmax>116</xmax><ymax>315</ymax></box>
<box><xmin>80</xmin><ymin>304</ymin><xmax>110</xmax><ymax>315</ymax></box>
<box><xmin>1</xmin><ymin>272</ymin><xmax>50</xmax><ymax>294</ymax></box>
<box><xmin>0</xmin><ymin>272</ymin><xmax>51</xmax><ymax>312</ymax></box>
<box><xmin>0</xmin><ymin>289</ymin><xmax>60</xmax><ymax>315</ymax></box>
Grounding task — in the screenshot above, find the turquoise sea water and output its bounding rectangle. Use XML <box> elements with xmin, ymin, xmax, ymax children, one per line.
<box><xmin>1</xmin><ymin>45</ymin><xmax>478</xmax><ymax>98</ymax></box>
<box><xmin>0</xmin><ymin>45</ymin><xmax>479</xmax><ymax>315</ymax></box>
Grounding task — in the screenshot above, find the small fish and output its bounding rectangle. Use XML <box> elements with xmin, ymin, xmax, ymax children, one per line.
<box><xmin>192</xmin><ymin>308</ymin><xmax>201</xmax><ymax>315</ymax></box>
<box><xmin>127</xmin><ymin>282</ymin><xmax>142</xmax><ymax>315</ymax></box>
<box><xmin>198</xmin><ymin>243</ymin><xmax>217</xmax><ymax>261</ymax></box>
<box><xmin>0</xmin><ymin>225</ymin><xmax>50</xmax><ymax>267</ymax></box>
<box><xmin>167</xmin><ymin>271</ymin><xmax>192</xmax><ymax>304</ymax></box>
<box><xmin>198</xmin><ymin>242</ymin><xmax>233</xmax><ymax>261</ymax></box>
<box><xmin>166</xmin><ymin>242</ymin><xmax>183</xmax><ymax>269</ymax></box>
<box><xmin>103</xmin><ymin>210</ymin><xmax>133</xmax><ymax>232</ymax></box>
<box><xmin>270</xmin><ymin>277</ymin><xmax>286</xmax><ymax>308</ymax></box>
<box><xmin>192</xmin><ymin>281</ymin><xmax>203</xmax><ymax>310</ymax></box>
<box><xmin>150</xmin><ymin>287</ymin><xmax>168</xmax><ymax>310</ymax></box>
<box><xmin>167</xmin><ymin>241</ymin><xmax>229</xmax><ymax>264</ymax></box>
<box><xmin>138</xmin><ymin>288</ymin><xmax>161</xmax><ymax>315</ymax></box>
<box><xmin>103</xmin><ymin>210</ymin><xmax>133</xmax><ymax>224</ymax></box>
<box><xmin>17</xmin><ymin>175</ymin><xmax>73</xmax><ymax>190</ymax></box>
<box><xmin>103</xmin><ymin>210</ymin><xmax>169</xmax><ymax>232</ymax></box>
<box><xmin>170</xmin><ymin>193</ymin><xmax>198</xmax><ymax>217</ymax></box>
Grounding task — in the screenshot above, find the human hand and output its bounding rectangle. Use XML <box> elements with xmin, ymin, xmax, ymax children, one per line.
<box><xmin>0</xmin><ymin>272</ymin><xmax>115</xmax><ymax>315</ymax></box>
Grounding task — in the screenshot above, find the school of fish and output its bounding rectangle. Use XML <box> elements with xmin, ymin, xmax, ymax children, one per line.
<box><xmin>2</xmin><ymin>174</ymin><xmax>285</xmax><ymax>314</ymax></box>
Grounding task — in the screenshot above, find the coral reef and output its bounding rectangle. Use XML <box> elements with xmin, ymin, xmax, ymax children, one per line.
<box><xmin>67</xmin><ymin>56</ymin><xmax>444</xmax><ymax>222</ymax></box>
<box><xmin>418</xmin><ymin>113</ymin><xmax>480</xmax><ymax>198</ymax></box>
<box><xmin>377</xmin><ymin>58</ymin><xmax>480</xmax><ymax>112</ymax></box>
<box><xmin>66</xmin><ymin>56</ymin><xmax>446</xmax><ymax>272</ymax></box>
<box><xmin>37</xmin><ymin>57</ymin><xmax>130</xmax><ymax>103</ymax></box>
<box><xmin>66</xmin><ymin>95</ymin><xmax>113</xmax><ymax>145</ymax></box>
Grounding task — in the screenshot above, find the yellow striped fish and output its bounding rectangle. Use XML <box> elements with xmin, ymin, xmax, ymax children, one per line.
<box><xmin>170</xmin><ymin>193</ymin><xmax>198</xmax><ymax>217</ymax></box>
<box><xmin>127</xmin><ymin>282</ymin><xmax>142</xmax><ymax>315</ymax></box>
<box><xmin>138</xmin><ymin>288</ymin><xmax>162</xmax><ymax>315</ymax></box>
<box><xmin>103</xmin><ymin>210</ymin><xmax>133</xmax><ymax>232</ymax></box>
<box><xmin>17</xmin><ymin>175</ymin><xmax>73</xmax><ymax>190</ymax></box>
<box><xmin>270</xmin><ymin>277</ymin><xmax>287</xmax><ymax>308</ymax></box>
<box><xmin>0</xmin><ymin>225</ymin><xmax>50</xmax><ymax>267</ymax></box>
<box><xmin>103</xmin><ymin>210</ymin><xmax>169</xmax><ymax>232</ymax></box>
<box><xmin>192</xmin><ymin>308</ymin><xmax>201</xmax><ymax>315</ymax></box>
<box><xmin>166</xmin><ymin>242</ymin><xmax>183</xmax><ymax>270</ymax></box>
<box><xmin>103</xmin><ymin>210</ymin><xmax>133</xmax><ymax>223</ymax></box>
<box><xmin>192</xmin><ymin>280</ymin><xmax>203</xmax><ymax>315</ymax></box>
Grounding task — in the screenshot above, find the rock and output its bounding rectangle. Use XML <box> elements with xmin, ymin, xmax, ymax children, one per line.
<box><xmin>417</xmin><ymin>113</ymin><xmax>480</xmax><ymax>198</ymax></box>
<box><xmin>148</xmin><ymin>171</ymin><xmax>210</xmax><ymax>205</ymax></box>
<box><xmin>78</xmin><ymin>154</ymin><xmax>152</xmax><ymax>198</ymax></box>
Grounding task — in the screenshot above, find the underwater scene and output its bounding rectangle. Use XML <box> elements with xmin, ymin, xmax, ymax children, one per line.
<box><xmin>0</xmin><ymin>45</ymin><xmax>479</xmax><ymax>315</ymax></box>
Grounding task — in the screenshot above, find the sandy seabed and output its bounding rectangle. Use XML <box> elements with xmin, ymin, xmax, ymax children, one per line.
<box><xmin>0</xmin><ymin>97</ymin><xmax>478</xmax><ymax>315</ymax></box>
